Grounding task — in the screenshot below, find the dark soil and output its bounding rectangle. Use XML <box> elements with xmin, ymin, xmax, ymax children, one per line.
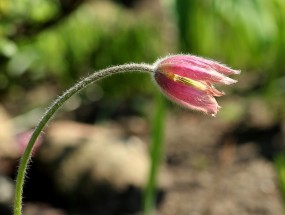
<box><xmin>1</xmin><ymin>96</ymin><xmax>284</xmax><ymax>215</ymax></box>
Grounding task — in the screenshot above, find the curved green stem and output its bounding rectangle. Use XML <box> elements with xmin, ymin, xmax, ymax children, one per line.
<box><xmin>14</xmin><ymin>63</ymin><xmax>154</xmax><ymax>215</ymax></box>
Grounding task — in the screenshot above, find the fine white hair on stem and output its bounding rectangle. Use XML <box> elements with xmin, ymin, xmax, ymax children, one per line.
<box><xmin>13</xmin><ymin>63</ymin><xmax>154</xmax><ymax>215</ymax></box>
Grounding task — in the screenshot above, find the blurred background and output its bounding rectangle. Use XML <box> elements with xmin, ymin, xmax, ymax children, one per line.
<box><xmin>0</xmin><ymin>0</ymin><xmax>285</xmax><ymax>214</ymax></box>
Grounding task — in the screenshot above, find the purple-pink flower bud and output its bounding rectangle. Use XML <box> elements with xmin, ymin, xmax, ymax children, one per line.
<box><xmin>153</xmin><ymin>54</ymin><xmax>240</xmax><ymax>116</ymax></box>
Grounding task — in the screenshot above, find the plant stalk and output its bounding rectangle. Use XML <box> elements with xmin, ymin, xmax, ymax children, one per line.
<box><xmin>13</xmin><ymin>63</ymin><xmax>154</xmax><ymax>215</ymax></box>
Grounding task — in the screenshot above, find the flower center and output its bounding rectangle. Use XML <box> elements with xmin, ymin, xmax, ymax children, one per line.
<box><xmin>162</xmin><ymin>71</ymin><xmax>207</xmax><ymax>91</ymax></box>
<box><xmin>173</xmin><ymin>74</ymin><xmax>207</xmax><ymax>90</ymax></box>
<box><xmin>159</xmin><ymin>70</ymin><xmax>224</xmax><ymax>97</ymax></box>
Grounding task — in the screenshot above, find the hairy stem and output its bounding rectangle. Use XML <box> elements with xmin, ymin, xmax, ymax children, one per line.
<box><xmin>14</xmin><ymin>63</ymin><xmax>154</xmax><ymax>215</ymax></box>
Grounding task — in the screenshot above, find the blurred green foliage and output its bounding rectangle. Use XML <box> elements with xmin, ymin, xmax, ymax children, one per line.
<box><xmin>176</xmin><ymin>0</ymin><xmax>285</xmax><ymax>67</ymax></box>
<box><xmin>175</xmin><ymin>0</ymin><xmax>285</xmax><ymax>97</ymax></box>
<box><xmin>0</xmin><ymin>0</ymin><xmax>165</xmax><ymax>111</ymax></box>
<box><xmin>275</xmin><ymin>154</ymin><xmax>285</xmax><ymax>206</ymax></box>
<box><xmin>0</xmin><ymin>0</ymin><xmax>285</xmax><ymax>114</ymax></box>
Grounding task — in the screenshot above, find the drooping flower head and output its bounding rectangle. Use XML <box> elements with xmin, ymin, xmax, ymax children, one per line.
<box><xmin>153</xmin><ymin>54</ymin><xmax>240</xmax><ymax>116</ymax></box>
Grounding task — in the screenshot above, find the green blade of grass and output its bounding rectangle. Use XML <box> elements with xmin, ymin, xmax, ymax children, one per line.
<box><xmin>143</xmin><ymin>93</ymin><xmax>166</xmax><ymax>215</ymax></box>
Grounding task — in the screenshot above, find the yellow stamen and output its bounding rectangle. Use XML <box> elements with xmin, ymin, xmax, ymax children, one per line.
<box><xmin>162</xmin><ymin>71</ymin><xmax>207</xmax><ymax>91</ymax></box>
<box><xmin>173</xmin><ymin>74</ymin><xmax>207</xmax><ymax>90</ymax></box>
<box><xmin>159</xmin><ymin>69</ymin><xmax>224</xmax><ymax>97</ymax></box>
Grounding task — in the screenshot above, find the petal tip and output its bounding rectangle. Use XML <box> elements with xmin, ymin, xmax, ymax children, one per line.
<box><xmin>222</xmin><ymin>77</ymin><xmax>238</xmax><ymax>85</ymax></box>
<box><xmin>233</xmin><ymin>69</ymin><xmax>241</xmax><ymax>75</ymax></box>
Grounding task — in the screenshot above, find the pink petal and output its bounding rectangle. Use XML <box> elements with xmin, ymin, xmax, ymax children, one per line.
<box><xmin>160</xmin><ymin>63</ymin><xmax>237</xmax><ymax>85</ymax></box>
<box><xmin>161</xmin><ymin>55</ymin><xmax>240</xmax><ymax>78</ymax></box>
<box><xmin>164</xmin><ymin>55</ymin><xmax>240</xmax><ymax>75</ymax></box>
<box><xmin>191</xmin><ymin>56</ymin><xmax>241</xmax><ymax>75</ymax></box>
<box><xmin>155</xmin><ymin>73</ymin><xmax>220</xmax><ymax>116</ymax></box>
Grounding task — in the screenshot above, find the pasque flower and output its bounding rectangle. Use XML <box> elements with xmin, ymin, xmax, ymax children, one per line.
<box><xmin>153</xmin><ymin>55</ymin><xmax>240</xmax><ymax>116</ymax></box>
<box><xmin>14</xmin><ymin>54</ymin><xmax>240</xmax><ymax>215</ymax></box>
